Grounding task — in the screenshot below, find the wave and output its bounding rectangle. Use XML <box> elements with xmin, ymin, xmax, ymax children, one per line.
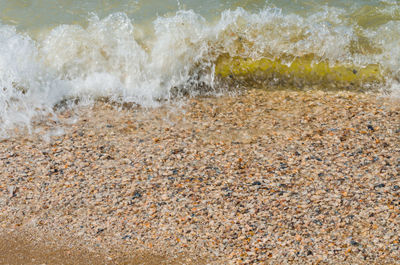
<box><xmin>1</xmin><ymin>5</ymin><xmax>400</xmax><ymax>136</ymax></box>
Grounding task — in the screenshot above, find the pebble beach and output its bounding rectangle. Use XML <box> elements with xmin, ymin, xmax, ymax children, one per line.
<box><xmin>0</xmin><ymin>89</ymin><xmax>399</xmax><ymax>264</ymax></box>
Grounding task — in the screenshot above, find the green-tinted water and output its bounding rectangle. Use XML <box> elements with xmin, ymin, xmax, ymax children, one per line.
<box><xmin>1</xmin><ymin>0</ymin><xmax>399</xmax><ymax>31</ymax></box>
<box><xmin>1</xmin><ymin>0</ymin><xmax>267</xmax><ymax>30</ymax></box>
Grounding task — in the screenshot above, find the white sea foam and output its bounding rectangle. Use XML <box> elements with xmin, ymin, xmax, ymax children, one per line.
<box><xmin>0</xmin><ymin>24</ymin><xmax>69</xmax><ymax>136</ymax></box>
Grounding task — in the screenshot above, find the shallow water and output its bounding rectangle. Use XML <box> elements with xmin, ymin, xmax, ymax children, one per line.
<box><xmin>1</xmin><ymin>0</ymin><xmax>400</xmax><ymax>136</ymax></box>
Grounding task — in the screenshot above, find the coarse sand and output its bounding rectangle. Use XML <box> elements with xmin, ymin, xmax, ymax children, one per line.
<box><xmin>0</xmin><ymin>89</ymin><xmax>399</xmax><ymax>264</ymax></box>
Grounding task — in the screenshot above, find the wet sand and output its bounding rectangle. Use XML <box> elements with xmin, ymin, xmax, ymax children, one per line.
<box><xmin>0</xmin><ymin>231</ymin><xmax>107</xmax><ymax>265</ymax></box>
<box><xmin>0</xmin><ymin>230</ymin><xmax>186</xmax><ymax>265</ymax></box>
<box><xmin>0</xmin><ymin>89</ymin><xmax>399</xmax><ymax>264</ymax></box>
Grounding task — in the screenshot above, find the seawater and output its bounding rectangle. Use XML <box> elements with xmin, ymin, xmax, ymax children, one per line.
<box><xmin>1</xmin><ymin>0</ymin><xmax>400</xmax><ymax>136</ymax></box>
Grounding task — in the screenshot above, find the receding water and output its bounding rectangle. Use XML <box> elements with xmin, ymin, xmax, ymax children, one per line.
<box><xmin>0</xmin><ymin>0</ymin><xmax>400</xmax><ymax>136</ymax></box>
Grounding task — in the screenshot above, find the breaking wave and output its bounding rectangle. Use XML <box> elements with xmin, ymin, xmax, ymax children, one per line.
<box><xmin>1</xmin><ymin>2</ymin><xmax>400</xmax><ymax>135</ymax></box>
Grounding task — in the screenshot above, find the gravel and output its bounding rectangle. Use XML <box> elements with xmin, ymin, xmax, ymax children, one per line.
<box><xmin>0</xmin><ymin>89</ymin><xmax>399</xmax><ymax>264</ymax></box>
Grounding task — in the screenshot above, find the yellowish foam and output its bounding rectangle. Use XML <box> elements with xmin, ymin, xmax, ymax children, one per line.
<box><xmin>215</xmin><ymin>56</ymin><xmax>384</xmax><ymax>87</ymax></box>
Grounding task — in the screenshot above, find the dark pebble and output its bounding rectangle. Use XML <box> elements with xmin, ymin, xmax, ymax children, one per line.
<box><xmin>313</xmin><ymin>220</ymin><xmax>322</xmax><ymax>226</ymax></box>
<box><xmin>252</xmin><ymin>181</ymin><xmax>262</xmax><ymax>186</ymax></box>
<box><xmin>132</xmin><ymin>191</ymin><xmax>142</xmax><ymax>199</ymax></box>
<box><xmin>374</xmin><ymin>183</ymin><xmax>385</xmax><ymax>189</ymax></box>
<box><xmin>350</xmin><ymin>240</ymin><xmax>360</xmax><ymax>246</ymax></box>
<box><xmin>280</xmin><ymin>162</ymin><xmax>288</xmax><ymax>169</ymax></box>
<box><xmin>122</xmin><ymin>235</ymin><xmax>132</xmax><ymax>240</ymax></box>
<box><xmin>367</xmin><ymin>125</ymin><xmax>374</xmax><ymax>131</ymax></box>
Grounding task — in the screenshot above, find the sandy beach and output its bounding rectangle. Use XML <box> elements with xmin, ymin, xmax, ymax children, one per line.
<box><xmin>0</xmin><ymin>89</ymin><xmax>399</xmax><ymax>264</ymax></box>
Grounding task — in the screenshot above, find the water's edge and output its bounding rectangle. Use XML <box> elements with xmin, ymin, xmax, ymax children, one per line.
<box><xmin>1</xmin><ymin>1</ymin><xmax>400</xmax><ymax>136</ymax></box>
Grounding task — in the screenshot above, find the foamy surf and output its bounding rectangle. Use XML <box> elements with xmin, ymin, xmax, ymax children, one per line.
<box><xmin>1</xmin><ymin>0</ymin><xmax>400</xmax><ymax>137</ymax></box>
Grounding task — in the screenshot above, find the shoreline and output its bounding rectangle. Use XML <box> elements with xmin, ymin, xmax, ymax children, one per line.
<box><xmin>0</xmin><ymin>229</ymin><xmax>196</xmax><ymax>265</ymax></box>
<box><xmin>1</xmin><ymin>89</ymin><xmax>399</xmax><ymax>264</ymax></box>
